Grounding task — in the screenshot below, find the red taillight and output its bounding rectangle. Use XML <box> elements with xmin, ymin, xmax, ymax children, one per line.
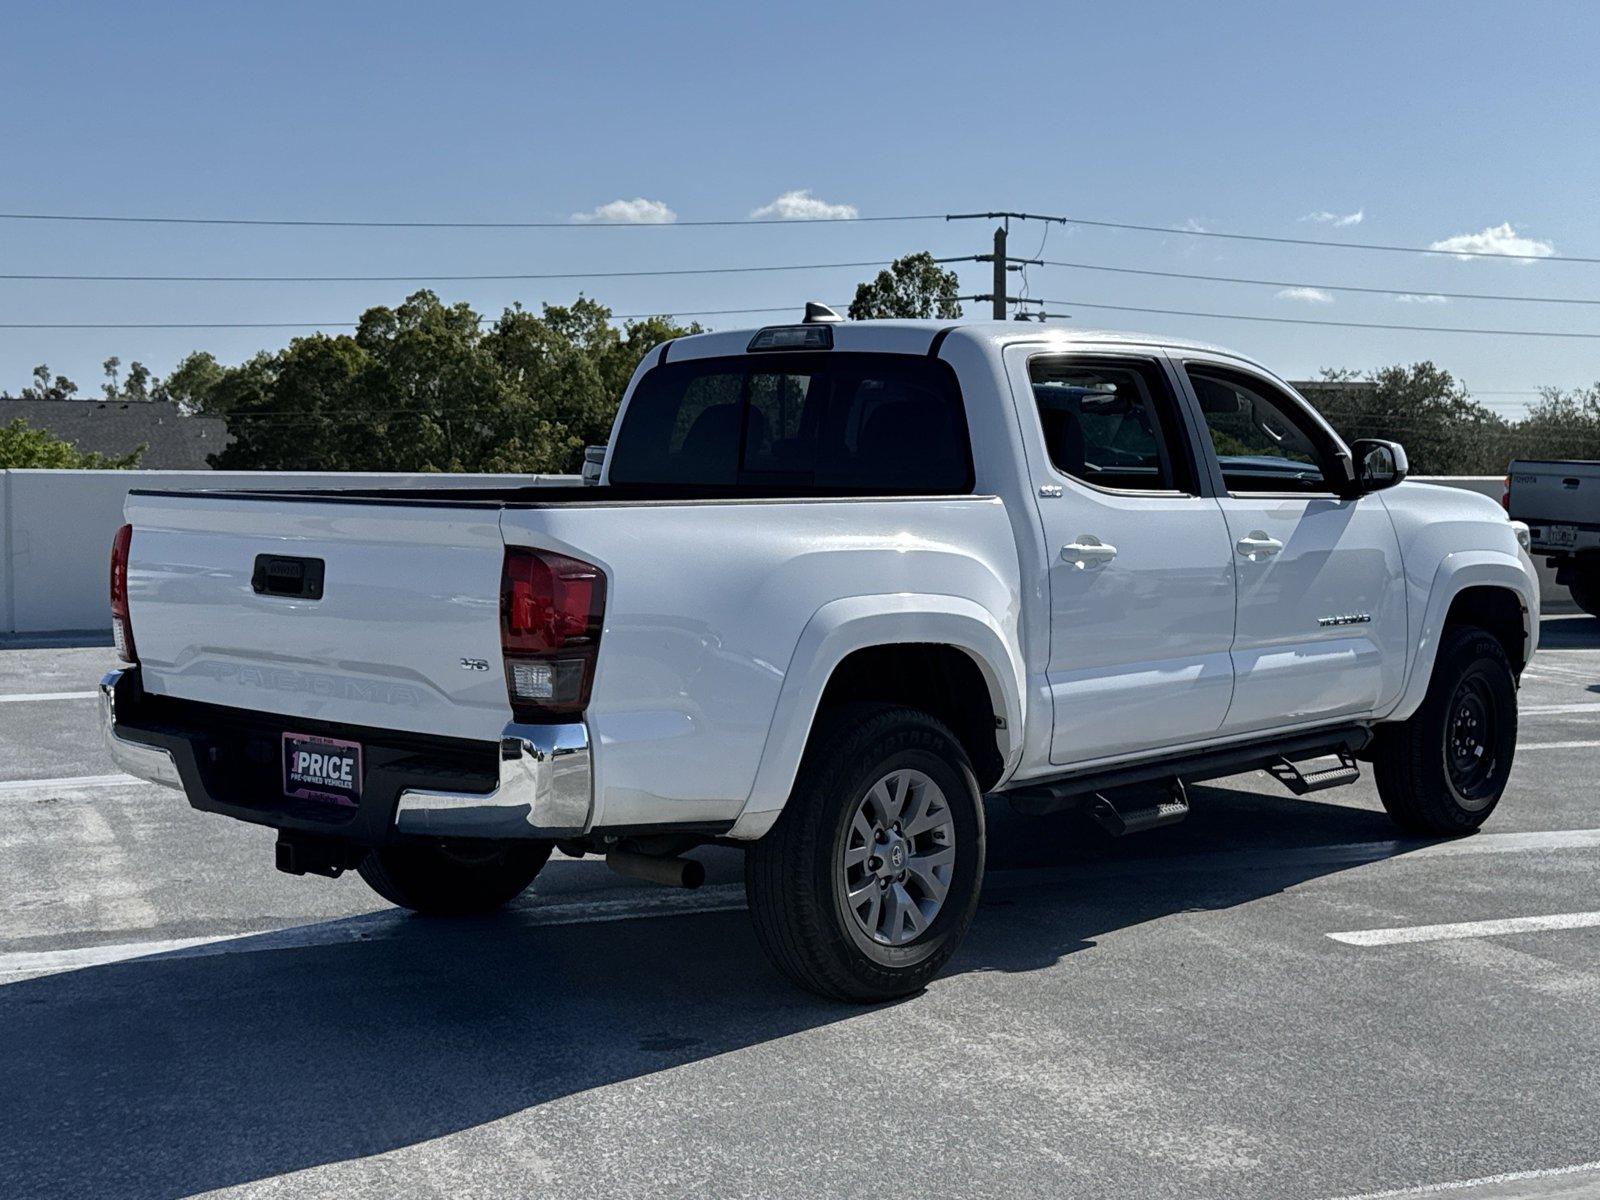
<box><xmin>500</xmin><ymin>547</ymin><xmax>605</xmax><ymax>718</ymax></box>
<box><xmin>110</xmin><ymin>523</ymin><xmax>137</xmax><ymax>663</ymax></box>
<box><xmin>1501</xmin><ymin>475</ymin><xmax>1512</xmax><ymax>511</ymax></box>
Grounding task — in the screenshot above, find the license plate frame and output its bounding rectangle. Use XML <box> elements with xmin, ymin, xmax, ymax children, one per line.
<box><xmin>282</xmin><ymin>732</ymin><xmax>363</xmax><ymax>807</ymax></box>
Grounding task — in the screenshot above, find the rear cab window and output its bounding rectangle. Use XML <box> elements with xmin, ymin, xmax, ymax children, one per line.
<box><xmin>608</xmin><ymin>352</ymin><xmax>975</xmax><ymax>495</ymax></box>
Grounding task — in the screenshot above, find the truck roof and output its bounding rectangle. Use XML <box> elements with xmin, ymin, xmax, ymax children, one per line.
<box><xmin>661</xmin><ymin>317</ymin><xmax>1275</xmax><ymax>375</ymax></box>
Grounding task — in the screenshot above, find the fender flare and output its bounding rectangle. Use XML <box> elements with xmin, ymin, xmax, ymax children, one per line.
<box><xmin>1386</xmin><ymin>550</ymin><xmax>1539</xmax><ymax>723</ymax></box>
<box><xmin>726</xmin><ymin>593</ymin><xmax>1025</xmax><ymax>840</ymax></box>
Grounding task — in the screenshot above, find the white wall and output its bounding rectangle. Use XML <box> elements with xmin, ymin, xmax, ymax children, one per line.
<box><xmin>0</xmin><ymin>470</ymin><xmax>576</xmax><ymax>635</ymax></box>
<box><xmin>0</xmin><ymin>470</ymin><xmax>1570</xmax><ymax>636</ymax></box>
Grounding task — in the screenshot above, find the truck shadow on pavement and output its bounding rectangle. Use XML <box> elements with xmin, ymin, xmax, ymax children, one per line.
<box><xmin>0</xmin><ymin>785</ymin><xmax>1416</xmax><ymax>1199</ymax></box>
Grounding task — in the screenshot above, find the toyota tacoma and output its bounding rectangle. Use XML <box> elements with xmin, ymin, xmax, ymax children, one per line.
<box><xmin>102</xmin><ymin>310</ymin><xmax>1540</xmax><ymax>1000</ymax></box>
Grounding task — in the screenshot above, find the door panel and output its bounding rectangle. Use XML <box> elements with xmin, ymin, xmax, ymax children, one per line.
<box><xmin>1216</xmin><ymin>496</ymin><xmax>1407</xmax><ymax>730</ymax></box>
<box><xmin>1178</xmin><ymin>358</ymin><xmax>1408</xmax><ymax>732</ymax></box>
<box><xmin>1003</xmin><ymin>346</ymin><xmax>1238</xmax><ymax>766</ymax></box>
<box><xmin>1042</xmin><ymin>493</ymin><xmax>1238</xmax><ymax>761</ymax></box>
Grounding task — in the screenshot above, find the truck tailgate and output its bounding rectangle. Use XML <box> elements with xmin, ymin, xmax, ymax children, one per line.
<box><xmin>1509</xmin><ymin>460</ymin><xmax>1600</xmax><ymax>527</ymax></box>
<box><xmin>124</xmin><ymin>492</ymin><xmax>511</xmax><ymax>742</ymax></box>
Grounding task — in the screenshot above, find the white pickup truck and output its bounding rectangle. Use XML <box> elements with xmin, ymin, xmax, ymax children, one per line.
<box><xmin>102</xmin><ymin>312</ymin><xmax>1539</xmax><ymax>1000</ymax></box>
<box><xmin>1506</xmin><ymin>458</ymin><xmax>1600</xmax><ymax>616</ymax></box>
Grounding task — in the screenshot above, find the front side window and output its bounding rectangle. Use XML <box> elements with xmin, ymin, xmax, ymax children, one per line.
<box><xmin>1186</xmin><ymin>367</ymin><xmax>1336</xmax><ymax>495</ymax></box>
<box><xmin>1028</xmin><ymin>357</ymin><xmax>1196</xmax><ymax>493</ymax></box>
<box><xmin>609</xmin><ymin>352</ymin><xmax>973</xmax><ymax>494</ymax></box>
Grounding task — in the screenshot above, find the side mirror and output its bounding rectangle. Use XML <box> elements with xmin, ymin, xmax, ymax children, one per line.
<box><xmin>1349</xmin><ymin>438</ymin><xmax>1408</xmax><ymax>494</ymax></box>
<box><xmin>581</xmin><ymin>444</ymin><xmax>606</xmax><ymax>486</ymax></box>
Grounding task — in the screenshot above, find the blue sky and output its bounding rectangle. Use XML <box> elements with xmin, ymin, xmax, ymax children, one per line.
<box><xmin>4</xmin><ymin>0</ymin><xmax>1599</xmax><ymax>417</ymax></box>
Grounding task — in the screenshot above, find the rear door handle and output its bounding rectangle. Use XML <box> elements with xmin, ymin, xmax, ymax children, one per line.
<box><xmin>1061</xmin><ymin>536</ymin><xmax>1117</xmax><ymax>567</ymax></box>
<box><xmin>1235</xmin><ymin>532</ymin><xmax>1284</xmax><ymax>561</ymax></box>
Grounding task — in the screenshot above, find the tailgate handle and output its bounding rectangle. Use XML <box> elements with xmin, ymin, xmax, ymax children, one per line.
<box><xmin>252</xmin><ymin>554</ymin><xmax>325</xmax><ymax>599</ymax></box>
<box><xmin>1564</xmin><ymin>477</ymin><xmax>1581</xmax><ymax>489</ymax></box>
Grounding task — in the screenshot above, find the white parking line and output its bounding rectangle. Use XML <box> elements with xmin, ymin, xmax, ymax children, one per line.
<box><xmin>1323</xmin><ymin>1158</ymin><xmax>1600</xmax><ymax>1199</ymax></box>
<box><xmin>1521</xmin><ymin>702</ymin><xmax>1600</xmax><ymax>716</ymax></box>
<box><xmin>0</xmin><ymin>887</ymin><xmax>749</xmax><ymax>980</ymax></box>
<box><xmin>1518</xmin><ymin>739</ymin><xmax>1600</xmax><ymax>751</ymax></box>
<box><xmin>0</xmin><ymin>773</ymin><xmax>141</xmax><ymax>794</ymax></box>
<box><xmin>1328</xmin><ymin>911</ymin><xmax>1600</xmax><ymax>947</ymax></box>
<box><xmin>0</xmin><ymin>690</ymin><xmax>97</xmax><ymax>703</ymax></box>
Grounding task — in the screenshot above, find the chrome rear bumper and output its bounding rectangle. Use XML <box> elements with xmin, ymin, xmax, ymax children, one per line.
<box><xmin>394</xmin><ymin>722</ymin><xmax>593</xmax><ymax>839</ymax></box>
<box><xmin>98</xmin><ymin>668</ymin><xmax>593</xmax><ymax>840</ymax></box>
<box><xmin>99</xmin><ymin>670</ymin><xmax>183</xmax><ymax>790</ymax></box>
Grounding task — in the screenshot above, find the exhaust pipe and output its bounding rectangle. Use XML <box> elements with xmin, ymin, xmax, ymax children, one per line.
<box><xmin>605</xmin><ymin>849</ymin><xmax>705</xmax><ymax>890</ymax></box>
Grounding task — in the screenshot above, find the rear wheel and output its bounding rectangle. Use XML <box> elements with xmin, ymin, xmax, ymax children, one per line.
<box><xmin>744</xmin><ymin>703</ymin><xmax>985</xmax><ymax>1003</ymax></box>
<box><xmin>358</xmin><ymin>840</ymin><xmax>552</xmax><ymax>915</ymax></box>
<box><xmin>1373</xmin><ymin>626</ymin><xmax>1517</xmax><ymax>835</ymax></box>
<box><xmin>1567</xmin><ymin>566</ymin><xmax>1600</xmax><ymax>619</ymax></box>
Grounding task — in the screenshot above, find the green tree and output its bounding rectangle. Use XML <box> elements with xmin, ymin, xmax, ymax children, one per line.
<box><xmin>1514</xmin><ymin>384</ymin><xmax>1600</xmax><ymax>462</ymax></box>
<box><xmin>1307</xmin><ymin>362</ymin><xmax>1511</xmax><ymax>474</ymax></box>
<box><xmin>0</xmin><ymin>418</ymin><xmax>143</xmax><ymax>468</ymax></box>
<box><xmin>19</xmin><ymin>364</ymin><xmax>79</xmax><ymax>401</ymax></box>
<box><xmin>155</xmin><ymin>351</ymin><xmax>225</xmax><ymax>412</ymax></box>
<box><xmin>206</xmin><ymin>290</ymin><xmax>701</xmax><ymax>473</ymax></box>
<box><xmin>122</xmin><ymin>360</ymin><xmax>153</xmax><ymax>401</ymax></box>
<box><xmin>848</xmin><ymin>252</ymin><xmax>964</xmax><ymax>320</ymax></box>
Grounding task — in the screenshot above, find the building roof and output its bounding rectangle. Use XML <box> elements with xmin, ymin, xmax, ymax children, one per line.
<box><xmin>0</xmin><ymin>399</ymin><xmax>229</xmax><ymax>469</ymax></box>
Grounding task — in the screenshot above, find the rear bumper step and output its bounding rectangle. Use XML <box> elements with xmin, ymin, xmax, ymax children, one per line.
<box><xmin>99</xmin><ymin>668</ymin><xmax>593</xmax><ymax>843</ymax></box>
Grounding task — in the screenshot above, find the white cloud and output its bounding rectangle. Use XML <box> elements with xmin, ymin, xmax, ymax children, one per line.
<box><xmin>1428</xmin><ymin>222</ymin><xmax>1553</xmax><ymax>263</ymax></box>
<box><xmin>1179</xmin><ymin>217</ymin><xmax>1207</xmax><ymax>232</ymax></box>
<box><xmin>1276</xmin><ymin>286</ymin><xmax>1334</xmax><ymax>304</ymax></box>
<box><xmin>750</xmin><ymin>190</ymin><xmax>858</xmax><ymax>221</ymax></box>
<box><xmin>1303</xmin><ymin>209</ymin><xmax>1365</xmax><ymax>227</ymax></box>
<box><xmin>571</xmin><ymin>197</ymin><xmax>676</xmax><ymax>224</ymax></box>
<box><xmin>1393</xmin><ymin>292</ymin><xmax>1449</xmax><ymax>304</ymax></box>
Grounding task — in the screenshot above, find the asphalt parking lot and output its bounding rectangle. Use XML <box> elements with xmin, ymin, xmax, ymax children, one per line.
<box><xmin>3</xmin><ymin>620</ymin><xmax>1600</xmax><ymax>1200</ymax></box>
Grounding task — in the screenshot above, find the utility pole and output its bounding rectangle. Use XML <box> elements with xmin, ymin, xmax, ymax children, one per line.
<box><xmin>943</xmin><ymin>211</ymin><xmax>1068</xmax><ymax>322</ymax></box>
<box><xmin>992</xmin><ymin>224</ymin><xmax>1008</xmax><ymax>321</ymax></box>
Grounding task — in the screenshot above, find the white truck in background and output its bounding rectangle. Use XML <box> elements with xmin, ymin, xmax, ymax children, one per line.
<box><xmin>102</xmin><ymin>310</ymin><xmax>1539</xmax><ymax>1001</ymax></box>
<box><xmin>1506</xmin><ymin>459</ymin><xmax>1600</xmax><ymax>616</ymax></box>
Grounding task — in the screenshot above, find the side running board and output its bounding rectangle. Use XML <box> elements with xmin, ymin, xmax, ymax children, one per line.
<box><xmin>1267</xmin><ymin>749</ymin><xmax>1360</xmax><ymax>796</ymax></box>
<box><xmin>1088</xmin><ymin>779</ymin><xmax>1190</xmax><ymax>837</ymax></box>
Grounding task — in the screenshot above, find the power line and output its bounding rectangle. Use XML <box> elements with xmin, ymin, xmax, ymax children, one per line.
<box><xmin>991</xmin><ymin>258</ymin><xmax>1600</xmax><ymax>307</ymax></box>
<box><xmin>0</xmin><ymin>211</ymin><xmax>941</xmax><ymax>229</ymax></box>
<box><xmin>983</xmin><ymin>295</ymin><xmax>1600</xmax><ymax>340</ymax></box>
<box><xmin>0</xmin><ymin>303</ymin><xmax>836</xmax><ymax>330</ymax></box>
<box><xmin>0</xmin><ymin>259</ymin><xmax>892</xmax><ymax>284</ymax></box>
<box><xmin>947</xmin><ymin>211</ymin><xmax>1596</xmax><ymax>264</ymax></box>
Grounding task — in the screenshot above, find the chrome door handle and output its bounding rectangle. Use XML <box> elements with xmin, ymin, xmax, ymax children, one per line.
<box><xmin>1061</xmin><ymin>536</ymin><xmax>1118</xmax><ymax>567</ymax></box>
<box><xmin>1235</xmin><ymin>531</ymin><xmax>1284</xmax><ymax>560</ymax></box>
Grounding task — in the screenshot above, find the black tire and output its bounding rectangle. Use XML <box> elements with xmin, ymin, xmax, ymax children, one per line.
<box><xmin>744</xmin><ymin>702</ymin><xmax>985</xmax><ymax>1003</ymax></box>
<box><xmin>1567</xmin><ymin>567</ymin><xmax>1600</xmax><ymax>619</ymax></box>
<box><xmin>1373</xmin><ymin>625</ymin><xmax>1518</xmax><ymax>835</ymax></box>
<box><xmin>358</xmin><ymin>840</ymin><xmax>553</xmax><ymax>915</ymax></box>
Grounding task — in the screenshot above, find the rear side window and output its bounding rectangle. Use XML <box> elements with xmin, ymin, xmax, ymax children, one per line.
<box><xmin>608</xmin><ymin>352</ymin><xmax>974</xmax><ymax>494</ymax></box>
<box><xmin>1028</xmin><ymin>357</ymin><xmax>1197</xmax><ymax>494</ymax></box>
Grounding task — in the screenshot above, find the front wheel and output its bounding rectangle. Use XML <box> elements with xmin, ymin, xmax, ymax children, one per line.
<box><xmin>1373</xmin><ymin>625</ymin><xmax>1518</xmax><ymax>835</ymax></box>
<box><xmin>358</xmin><ymin>840</ymin><xmax>552</xmax><ymax>915</ymax></box>
<box><xmin>745</xmin><ymin>703</ymin><xmax>985</xmax><ymax>1003</ymax></box>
